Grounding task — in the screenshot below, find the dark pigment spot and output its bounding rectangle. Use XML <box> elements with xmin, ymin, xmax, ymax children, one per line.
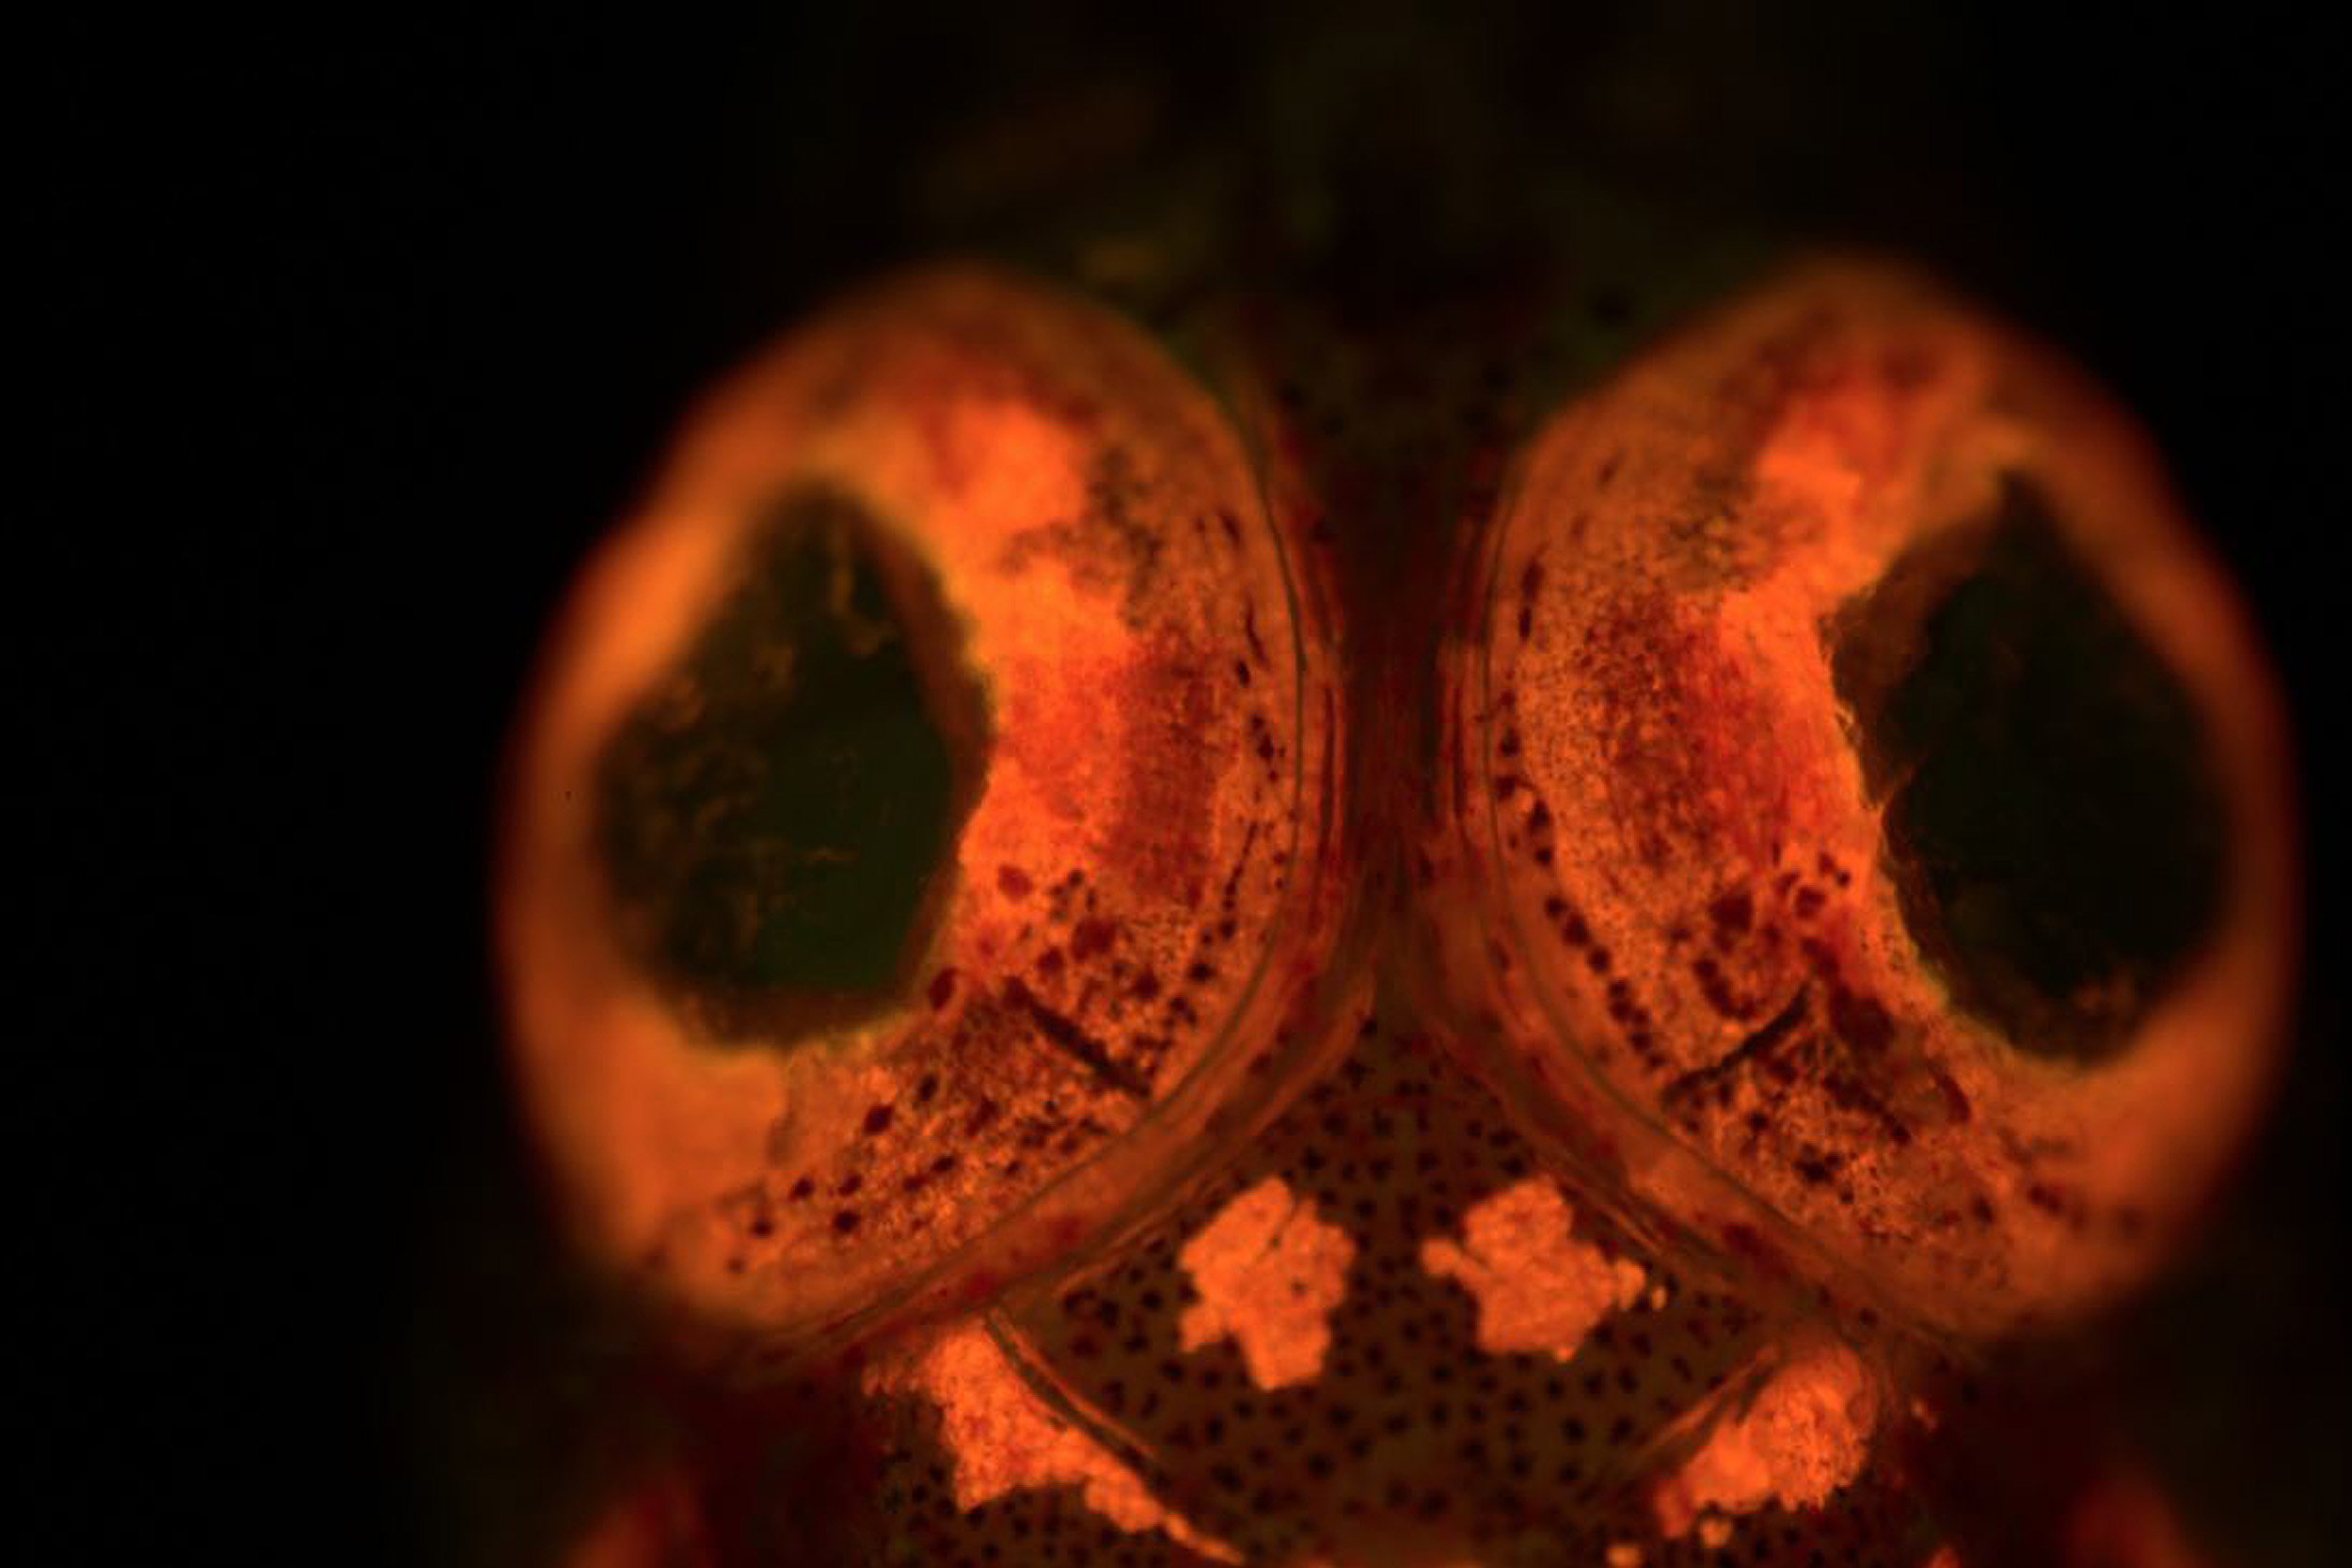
<box><xmin>1829</xmin><ymin>476</ymin><xmax>2226</xmax><ymax>1059</ymax></box>
<box><xmin>592</xmin><ymin>487</ymin><xmax>992</xmax><ymax>1041</ymax></box>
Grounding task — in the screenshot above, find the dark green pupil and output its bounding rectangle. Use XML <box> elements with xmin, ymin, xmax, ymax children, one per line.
<box><xmin>593</xmin><ymin>488</ymin><xmax>982</xmax><ymax>1039</ymax></box>
<box><xmin>1832</xmin><ymin>477</ymin><xmax>2228</xmax><ymax>1061</ymax></box>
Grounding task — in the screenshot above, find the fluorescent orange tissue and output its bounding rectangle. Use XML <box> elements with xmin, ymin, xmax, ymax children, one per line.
<box><xmin>1456</xmin><ymin>259</ymin><xmax>2298</xmax><ymax>1336</ymax></box>
<box><xmin>499</xmin><ymin>266</ymin><xmax>1341</xmax><ymax>1351</ymax></box>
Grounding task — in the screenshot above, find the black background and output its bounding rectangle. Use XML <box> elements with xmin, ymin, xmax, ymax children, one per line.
<box><xmin>50</xmin><ymin>4</ymin><xmax>2344</xmax><ymax>1562</ymax></box>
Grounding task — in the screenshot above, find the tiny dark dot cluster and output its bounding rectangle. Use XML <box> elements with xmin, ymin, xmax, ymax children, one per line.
<box><xmin>855</xmin><ymin>1011</ymin><xmax>1947</xmax><ymax>1564</ymax></box>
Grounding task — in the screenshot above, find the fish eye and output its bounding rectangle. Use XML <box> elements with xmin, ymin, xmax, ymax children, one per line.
<box><xmin>1444</xmin><ymin>256</ymin><xmax>2298</xmax><ymax>1336</ymax></box>
<box><xmin>497</xmin><ymin>265</ymin><xmax>1343</xmax><ymax>1350</ymax></box>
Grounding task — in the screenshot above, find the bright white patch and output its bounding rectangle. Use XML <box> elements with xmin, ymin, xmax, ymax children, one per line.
<box><xmin>1177</xmin><ymin>1177</ymin><xmax>1357</xmax><ymax>1389</ymax></box>
<box><xmin>1417</xmin><ymin>1178</ymin><xmax>1648</xmax><ymax>1360</ymax></box>
<box><xmin>1651</xmin><ymin>1338</ymin><xmax>1881</xmax><ymax>1537</ymax></box>
<box><xmin>870</xmin><ymin>1323</ymin><xmax>1239</xmax><ymax>1562</ymax></box>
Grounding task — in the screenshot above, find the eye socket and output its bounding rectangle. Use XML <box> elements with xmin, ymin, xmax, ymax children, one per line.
<box><xmin>498</xmin><ymin>266</ymin><xmax>1341</xmax><ymax>1350</ymax></box>
<box><xmin>1448</xmin><ymin>258</ymin><xmax>2297</xmax><ymax>1336</ymax></box>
